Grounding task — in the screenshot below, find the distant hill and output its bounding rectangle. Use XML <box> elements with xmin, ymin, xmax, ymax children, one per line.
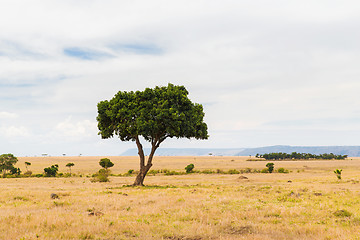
<box><xmin>120</xmin><ymin>148</ymin><xmax>244</xmax><ymax>156</ymax></box>
<box><xmin>120</xmin><ymin>145</ymin><xmax>360</xmax><ymax>157</ymax></box>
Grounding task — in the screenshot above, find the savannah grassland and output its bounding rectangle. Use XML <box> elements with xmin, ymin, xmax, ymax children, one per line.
<box><xmin>1</xmin><ymin>156</ymin><xmax>360</xmax><ymax>240</ymax></box>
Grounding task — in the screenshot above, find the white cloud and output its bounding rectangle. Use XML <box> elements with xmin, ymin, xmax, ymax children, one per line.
<box><xmin>0</xmin><ymin>125</ymin><xmax>29</xmax><ymax>137</ymax></box>
<box><xmin>0</xmin><ymin>112</ymin><xmax>18</xmax><ymax>119</ymax></box>
<box><xmin>54</xmin><ymin>116</ymin><xmax>97</xmax><ymax>138</ymax></box>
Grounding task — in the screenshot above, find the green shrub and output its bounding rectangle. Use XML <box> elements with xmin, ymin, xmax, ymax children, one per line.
<box><xmin>277</xmin><ymin>168</ymin><xmax>289</xmax><ymax>173</ymax></box>
<box><xmin>334</xmin><ymin>209</ymin><xmax>352</xmax><ymax>217</ymax></box>
<box><xmin>334</xmin><ymin>169</ymin><xmax>342</xmax><ymax>180</ymax></box>
<box><xmin>165</xmin><ymin>171</ymin><xmax>182</xmax><ymax>176</ymax></box>
<box><xmin>91</xmin><ymin>169</ymin><xmax>110</xmax><ymax>182</ymax></box>
<box><xmin>241</xmin><ymin>168</ymin><xmax>253</xmax><ymax>173</ymax></box>
<box><xmin>148</xmin><ymin>169</ymin><xmax>160</xmax><ymax>175</ymax></box>
<box><xmin>261</xmin><ymin>168</ymin><xmax>269</xmax><ymax>173</ymax></box>
<box><xmin>185</xmin><ymin>164</ymin><xmax>195</xmax><ymax>173</ymax></box>
<box><xmin>44</xmin><ymin>165</ymin><xmax>59</xmax><ymax>177</ymax></box>
<box><xmin>266</xmin><ymin>163</ymin><xmax>274</xmax><ymax>173</ymax></box>
<box><xmin>227</xmin><ymin>169</ymin><xmax>240</xmax><ymax>174</ymax></box>
<box><xmin>10</xmin><ymin>167</ymin><xmax>21</xmax><ymax>175</ymax></box>
<box><xmin>128</xmin><ymin>169</ymin><xmax>134</xmax><ymax>174</ymax></box>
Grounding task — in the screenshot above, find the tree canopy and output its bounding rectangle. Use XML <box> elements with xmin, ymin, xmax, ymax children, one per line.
<box><xmin>97</xmin><ymin>83</ymin><xmax>208</xmax><ymax>185</ymax></box>
<box><xmin>99</xmin><ymin>158</ymin><xmax>114</xmax><ymax>170</ymax></box>
<box><xmin>0</xmin><ymin>153</ymin><xmax>18</xmax><ymax>175</ymax></box>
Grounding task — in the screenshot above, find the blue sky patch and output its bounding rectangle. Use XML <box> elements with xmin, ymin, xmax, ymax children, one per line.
<box><xmin>64</xmin><ymin>47</ymin><xmax>113</xmax><ymax>60</ymax></box>
<box><xmin>109</xmin><ymin>43</ymin><xmax>163</xmax><ymax>55</ymax></box>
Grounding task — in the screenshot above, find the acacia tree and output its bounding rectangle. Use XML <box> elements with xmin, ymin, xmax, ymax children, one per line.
<box><xmin>0</xmin><ymin>153</ymin><xmax>18</xmax><ymax>176</ymax></box>
<box><xmin>97</xmin><ymin>83</ymin><xmax>208</xmax><ymax>185</ymax></box>
<box><xmin>66</xmin><ymin>162</ymin><xmax>75</xmax><ymax>175</ymax></box>
<box><xmin>25</xmin><ymin>161</ymin><xmax>31</xmax><ymax>171</ymax></box>
<box><xmin>99</xmin><ymin>158</ymin><xmax>114</xmax><ymax>170</ymax></box>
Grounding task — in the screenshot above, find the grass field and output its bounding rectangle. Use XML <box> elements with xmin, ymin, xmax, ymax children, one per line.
<box><xmin>1</xmin><ymin>156</ymin><xmax>360</xmax><ymax>239</ymax></box>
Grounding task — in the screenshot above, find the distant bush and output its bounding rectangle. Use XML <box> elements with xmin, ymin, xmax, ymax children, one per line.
<box><xmin>277</xmin><ymin>168</ymin><xmax>289</xmax><ymax>173</ymax></box>
<box><xmin>256</xmin><ymin>152</ymin><xmax>348</xmax><ymax>160</ymax></box>
<box><xmin>227</xmin><ymin>169</ymin><xmax>240</xmax><ymax>174</ymax></box>
<box><xmin>91</xmin><ymin>169</ymin><xmax>110</xmax><ymax>182</ymax></box>
<box><xmin>334</xmin><ymin>169</ymin><xmax>342</xmax><ymax>180</ymax></box>
<box><xmin>148</xmin><ymin>169</ymin><xmax>161</xmax><ymax>175</ymax></box>
<box><xmin>165</xmin><ymin>171</ymin><xmax>183</xmax><ymax>176</ymax></box>
<box><xmin>185</xmin><ymin>164</ymin><xmax>195</xmax><ymax>173</ymax></box>
<box><xmin>44</xmin><ymin>165</ymin><xmax>59</xmax><ymax>177</ymax></box>
<box><xmin>261</xmin><ymin>168</ymin><xmax>269</xmax><ymax>173</ymax></box>
<box><xmin>334</xmin><ymin>209</ymin><xmax>352</xmax><ymax>217</ymax></box>
<box><xmin>10</xmin><ymin>167</ymin><xmax>21</xmax><ymax>175</ymax></box>
<box><xmin>266</xmin><ymin>163</ymin><xmax>274</xmax><ymax>173</ymax></box>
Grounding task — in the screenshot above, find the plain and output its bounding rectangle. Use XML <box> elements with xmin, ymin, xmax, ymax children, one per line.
<box><xmin>1</xmin><ymin>156</ymin><xmax>360</xmax><ymax>239</ymax></box>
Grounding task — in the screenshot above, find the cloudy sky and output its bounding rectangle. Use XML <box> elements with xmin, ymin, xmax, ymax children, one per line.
<box><xmin>1</xmin><ymin>0</ymin><xmax>360</xmax><ymax>156</ymax></box>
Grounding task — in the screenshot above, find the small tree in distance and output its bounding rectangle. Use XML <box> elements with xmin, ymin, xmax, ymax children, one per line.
<box><xmin>91</xmin><ymin>158</ymin><xmax>114</xmax><ymax>183</ymax></box>
<box><xmin>66</xmin><ymin>162</ymin><xmax>75</xmax><ymax>175</ymax></box>
<box><xmin>185</xmin><ymin>164</ymin><xmax>195</xmax><ymax>173</ymax></box>
<box><xmin>99</xmin><ymin>158</ymin><xmax>114</xmax><ymax>170</ymax></box>
<box><xmin>266</xmin><ymin>163</ymin><xmax>274</xmax><ymax>173</ymax></box>
<box><xmin>25</xmin><ymin>161</ymin><xmax>31</xmax><ymax>171</ymax></box>
<box><xmin>97</xmin><ymin>83</ymin><xmax>208</xmax><ymax>186</ymax></box>
<box><xmin>334</xmin><ymin>169</ymin><xmax>342</xmax><ymax>180</ymax></box>
<box><xmin>0</xmin><ymin>154</ymin><xmax>18</xmax><ymax>176</ymax></box>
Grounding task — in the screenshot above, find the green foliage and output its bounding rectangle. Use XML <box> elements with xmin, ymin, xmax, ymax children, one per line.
<box><xmin>44</xmin><ymin>164</ymin><xmax>59</xmax><ymax>177</ymax></box>
<box><xmin>257</xmin><ymin>152</ymin><xmax>348</xmax><ymax>160</ymax></box>
<box><xmin>334</xmin><ymin>169</ymin><xmax>342</xmax><ymax>180</ymax></box>
<box><xmin>0</xmin><ymin>153</ymin><xmax>18</xmax><ymax>175</ymax></box>
<box><xmin>97</xmin><ymin>83</ymin><xmax>208</xmax><ymax>142</ymax></box>
<box><xmin>128</xmin><ymin>169</ymin><xmax>134</xmax><ymax>174</ymax></box>
<box><xmin>10</xmin><ymin>167</ymin><xmax>21</xmax><ymax>175</ymax></box>
<box><xmin>66</xmin><ymin>162</ymin><xmax>74</xmax><ymax>168</ymax></box>
<box><xmin>334</xmin><ymin>209</ymin><xmax>352</xmax><ymax>217</ymax></box>
<box><xmin>266</xmin><ymin>163</ymin><xmax>274</xmax><ymax>173</ymax></box>
<box><xmin>277</xmin><ymin>167</ymin><xmax>289</xmax><ymax>173</ymax></box>
<box><xmin>66</xmin><ymin>162</ymin><xmax>75</xmax><ymax>175</ymax></box>
<box><xmin>91</xmin><ymin>169</ymin><xmax>110</xmax><ymax>182</ymax></box>
<box><xmin>25</xmin><ymin>161</ymin><xmax>31</xmax><ymax>171</ymax></box>
<box><xmin>185</xmin><ymin>164</ymin><xmax>195</xmax><ymax>173</ymax></box>
<box><xmin>99</xmin><ymin>158</ymin><xmax>114</xmax><ymax>169</ymax></box>
<box><xmin>227</xmin><ymin>169</ymin><xmax>240</xmax><ymax>174</ymax></box>
<box><xmin>164</xmin><ymin>170</ymin><xmax>183</xmax><ymax>176</ymax></box>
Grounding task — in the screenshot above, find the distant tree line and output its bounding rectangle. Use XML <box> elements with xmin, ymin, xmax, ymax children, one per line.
<box><xmin>255</xmin><ymin>152</ymin><xmax>348</xmax><ymax>160</ymax></box>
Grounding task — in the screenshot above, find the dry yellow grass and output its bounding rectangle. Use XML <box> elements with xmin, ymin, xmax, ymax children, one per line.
<box><xmin>1</xmin><ymin>156</ymin><xmax>360</xmax><ymax>239</ymax></box>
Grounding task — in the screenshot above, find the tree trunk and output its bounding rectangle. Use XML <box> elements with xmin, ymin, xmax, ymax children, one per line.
<box><xmin>133</xmin><ymin>136</ymin><xmax>159</xmax><ymax>186</ymax></box>
<box><xmin>133</xmin><ymin>163</ymin><xmax>152</xmax><ymax>186</ymax></box>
